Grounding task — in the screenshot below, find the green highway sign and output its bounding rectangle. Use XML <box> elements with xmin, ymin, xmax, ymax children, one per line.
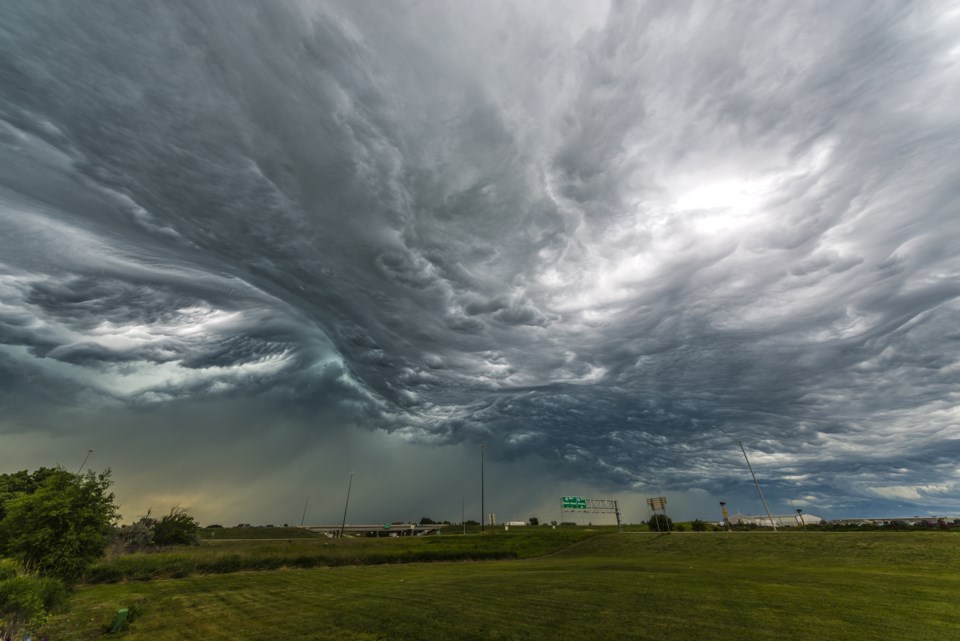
<box><xmin>561</xmin><ymin>496</ymin><xmax>587</xmax><ymax>510</ymax></box>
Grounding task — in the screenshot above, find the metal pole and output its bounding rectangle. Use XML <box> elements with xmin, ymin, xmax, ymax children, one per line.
<box><xmin>653</xmin><ymin>474</ymin><xmax>668</xmax><ymax>534</ymax></box>
<box><xmin>300</xmin><ymin>497</ymin><xmax>309</xmax><ymax>527</ymax></box>
<box><xmin>76</xmin><ymin>449</ymin><xmax>93</xmax><ymax>475</ymax></box>
<box><xmin>339</xmin><ymin>472</ymin><xmax>354</xmax><ymax>539</ymax></box>
<box><xmin>462</xmin><ymin>497</ymin><xmax>466</xmax><ymax>535</ymax></box>
<box><xmin>797</xmin><ymin>508</ymin><xmax>807</xmax><ymax>531</ymax></box>
<box><xmin>480</xmin><ymin>443</ymin><xmax>485</xmax><ymax>533</ymax></box>
<box><xmin>614</xmin><ymin>500</ymin><xmax>622</xmax><ymax>533</ymax></box>
<box><xmin>738</xmin><ymin>441</ymin><xmax>777</xmax><ymax>531</ymax></box>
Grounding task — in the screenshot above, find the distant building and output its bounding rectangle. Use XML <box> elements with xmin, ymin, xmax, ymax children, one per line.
<box><xmin>730</xmin><ymin>513</ymin><xmax>824</xmax><ymax>527</ymax></box>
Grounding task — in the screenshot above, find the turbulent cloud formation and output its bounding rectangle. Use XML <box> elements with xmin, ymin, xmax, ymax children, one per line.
<box><xmin>2</xmin><ymin>1</ymin><xmax>959</xmax><ymax>521</ymax></box>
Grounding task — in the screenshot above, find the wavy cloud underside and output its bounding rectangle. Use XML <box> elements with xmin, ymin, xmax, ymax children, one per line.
<box><xmin>2</xmin><ymin>1</ymin><xmax>959</xmax><ymax>517</ymax></box>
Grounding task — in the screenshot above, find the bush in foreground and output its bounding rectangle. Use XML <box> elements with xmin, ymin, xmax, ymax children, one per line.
<box><xmin>0</xmin><ymin>575</ymin><xmax>67</xmax><ymax>638</ymax></box>
<box><xmin>0</xmin><ymin>469</ymin><xmax>118</xmax><ymax>582</ymax></box>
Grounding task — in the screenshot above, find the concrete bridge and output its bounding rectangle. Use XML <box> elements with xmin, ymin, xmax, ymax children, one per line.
<box><xmin>300</xmin><ymin>523</ymin><xmax>443</xmax><ymax>536</ymax></box>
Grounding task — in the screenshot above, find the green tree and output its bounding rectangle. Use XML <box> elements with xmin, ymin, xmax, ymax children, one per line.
<box><xmin>0</xmin><ymin>468</ymin><xmax>59</xmax><ymax>523</ymax></box>
<box><xmin>528</xmin><ymin>517</ymin><xmax>539</xmax><ymax>526</ymax></box>
<box><xmin>0</xmin><ymin>468</ymin><xmax>118</xmax><ymax>582</ymax></box>
<box><xmin>152</xmin><ymin>507</ymin><xmax>199</xmax><ymax>546</ymax></box>
<box><xmin>647</xmin><ymin>513</ymin><xmax>672</xmax><ymax>532</ymax></box>
<box><xmin>690</xmin><ymin>519</ymin><xmax>708</xmax><ymax>531</ymax></box>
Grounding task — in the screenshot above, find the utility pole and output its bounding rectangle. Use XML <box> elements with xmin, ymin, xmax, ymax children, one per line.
<box><xmin>796</xmin><ymin>508</ymin><xmax>807</xmax><ymax>530</ymax></box>
<box><xmin>738</xmin><ymin>440</ymin><xmax>777</xmax><ymax>531</ymax></box>
<box><xmin>339</xmin><ymin>472</ymin><xmax>354</xmax><ymax>539</ymax></box>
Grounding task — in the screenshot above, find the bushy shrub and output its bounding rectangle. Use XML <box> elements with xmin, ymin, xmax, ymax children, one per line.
<box><xmin>691</xmin><ymin>519</ymin><xmax>708</xmax><ymax>532</ymax></box>
<box><xmin>0</xmin><ymin>575</ymin><xmax>67</xmax><ymax>636</ymax></box>
<box><xmin>152</xmin><ymin>508</ymin><xmax>200</xmax><ymax>546</ymax></box>
<box><xmin>647</xmin><ymin>514</ymin><xmax>672</xmax><ymax>532</ymax></box>
<box><xmin>0</xmin><ymin>469</ymin><xmax>118</xmax><ymax>582</ymax></box>
<box><xmin>113</xmin><ymin>514</ymin><xmax>156</xmax><ymax>553</ymax></box>
<box><xmin>0</xmin><ymin>558</ymin><xmax>18</xmax><ymax>581</ymax></box>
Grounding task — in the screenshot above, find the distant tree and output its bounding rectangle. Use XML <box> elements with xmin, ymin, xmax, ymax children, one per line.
<box><xmin>690</xmin><ymin>519</ymin><xmax>707</xmax><ymax>531</ymax></box>
<box><xmin>647</xmin><ymin>513</ymin><xmax>672</xmax><ymax>532</ymax></box>
<box><xmin>152</xmin><ymin>507</ymin><xmax>200</xmax><ymax>546</ymax></box>
<box><xmin>528</xmin><ymin>517</ymin><xmax>539</xmax><ymax>526</ymax></box>
<box><xmin>0</xmin><ymin>468</ymin><xmax>118</xmax><ymax>582</ymax></box>
<box><xmin>419</xmin><ymin>517</ymin><xmax>437</xmax><ymax>525</ymax></box>
<box><xmin>463</xmin><ymin>520</ymin><xmax>480</xmax><ymax>526</ymax></box>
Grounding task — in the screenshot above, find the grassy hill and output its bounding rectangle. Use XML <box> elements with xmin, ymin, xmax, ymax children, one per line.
<box><xmin>43</xmin><ymin>530</ymin><xmax>960</xmax><ymax>640</ymax></box>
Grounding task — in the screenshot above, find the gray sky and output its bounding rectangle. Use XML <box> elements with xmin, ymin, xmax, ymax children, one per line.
<box><xmin>2</xmin><ymin>1</ymin><xmax>959</xmax><ymax>524</ymax></box>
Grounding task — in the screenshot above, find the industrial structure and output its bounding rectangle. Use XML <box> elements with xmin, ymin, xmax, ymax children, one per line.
<box><xmin>728</xmin><ymin>512</ymin><xmax>824</xmax><ymax>527</ymax></box>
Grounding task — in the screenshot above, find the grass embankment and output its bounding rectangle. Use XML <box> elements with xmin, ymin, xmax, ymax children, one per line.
<box><xmin>47</xmin><ymin>531</ymin><xmax>960</xmax><ymax>640</ymax></box>
<box><xmin>87</xmin><ymin>527</ymin><xmax>600</xmax><ymax>583</ymax></box>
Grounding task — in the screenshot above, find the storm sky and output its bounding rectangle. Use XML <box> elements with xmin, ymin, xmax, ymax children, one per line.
<box><xmin>2</xmin><ymin>1</ymin><xmax>959</xmax><ymax>525</ymax></box>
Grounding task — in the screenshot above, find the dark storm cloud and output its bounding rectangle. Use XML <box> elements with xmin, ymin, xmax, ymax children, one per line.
<box><xmin>2</xmin><ymin>0</ymin><xmax>959</xmax><ymax>518</ymax></box>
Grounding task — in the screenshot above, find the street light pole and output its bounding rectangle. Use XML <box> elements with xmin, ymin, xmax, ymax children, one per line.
<box><xmin>480</xmin><ymin>443</ymin><xmax>485</xmax><ymax>532</ymax></box>
<box><xmin>738</xmin><ymin>440</ymin><xmax>777</xmax><ymax>532</ymax></box>
<box><xmin>339</xmin><ymin>472</ymin><xmax>354</xmax><ymax>539</ymax></box>
<box><xmin>300</xmin><ymin>497</ymin><xmax>309</xmax><ymax>527</ymax></box>
<box><xmin>796</xmin><ymin>508</ymin><xmax>807</xmax><ymax>531</ymax></box>
<box><xmin>720</xmin><ymin>501</ymin><xmax>731</xmax><ymax>531</ymax></box>
<box><xmin>76</xmin><ymin>449</ymin><xmax>93</xmax><ymax>475</ymax></box>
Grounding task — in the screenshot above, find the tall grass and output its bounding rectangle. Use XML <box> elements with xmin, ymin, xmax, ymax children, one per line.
<box><xmin>87</xmin><ymin>527</ymin><xmax>600</xmax><ymax>583</ymax></box>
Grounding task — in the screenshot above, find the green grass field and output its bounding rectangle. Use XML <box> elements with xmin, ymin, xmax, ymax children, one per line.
<box><xmin>44</xmin><ymin>531</ymin><xmax>960</xmax><ymax>640</ymax></box>
<box><xmin>89</xmin><ymin>527</ymin><xmax>599</xmax><ymax>583</ymax></box>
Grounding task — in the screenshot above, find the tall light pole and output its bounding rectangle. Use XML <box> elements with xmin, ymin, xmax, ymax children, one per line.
<box><xmin>796</xmin><ymin>508</ymin><xmax>807</xmax><ymax>531</ymax></box>
<box><xmin>300</xmin><ymin>497</ymin><xmax>309</xmax><ymax>527</ymax></box>
<box><xmin>738</xmin><ymin>440</ymin><xmax>777</xmax><ymax>531</ymax></box>
<box><xmin>339</xmin><ymin>472</ymin><xmax>354</xmax><ymax>539</ymax></box>
<box><xmin>76</xmin><ymin>449</ymin><xmax>93</xmax><ymax>475</ymax></box>
<box><xmin>480</xmin><ymin>443</ymin><xmax>485</xmax><ymax>532</ymax></box>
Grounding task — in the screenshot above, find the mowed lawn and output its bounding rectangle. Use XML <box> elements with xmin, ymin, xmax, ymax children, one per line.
<box><xmin>45</xmin><ymin>532</ymin><xmax>960</xmax><ymax>641</ymax></box>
